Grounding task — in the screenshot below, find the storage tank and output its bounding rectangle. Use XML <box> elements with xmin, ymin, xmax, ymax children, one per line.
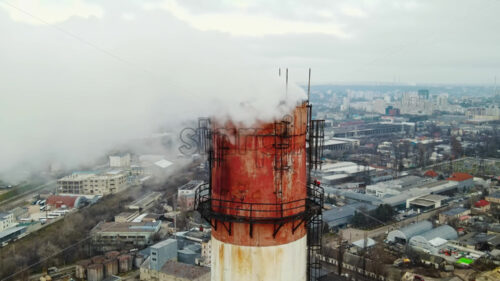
<box><xmin>91</xmin><ymin>255</ymin><xmax>105</xmax><ymax>264</ymax></box>
<box><xmin>103</xmin><ymin>259</ymin><xmax>118</xmax><ymax>277</ymax></box>
<box><xmin>117</xmin><ymin>255</ymin><xmax>132</xmax><ymax>273</ymax></box>
<box><xmin>87</xmin><ymin>264</ymin><xmax>104</xmax><ymax>281</ymax></box>
<box><xmin>105</xmin><ymin>251</ymin><xmax>120</xmax><ymax>260</ymax></box>
<box><xmin>134</xmin><ymin>254</ymin><xmax>145</xmax><ymax>268</ymax></box>
<box><xmin>75</xmin><ymin>259</ymin><xmax>91</xmax><ymax>279</ymax></box>
<box><xmin>195</xmin><ymin>102</ymin><xmax>324</xmax><ymax>281</ymax></box>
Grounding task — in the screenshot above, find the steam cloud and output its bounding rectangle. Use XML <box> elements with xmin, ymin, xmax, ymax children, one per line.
<box><xmin>0</xmin><ymin>7</ymin><xmax>306</xmax><ymax>182</ymax></box>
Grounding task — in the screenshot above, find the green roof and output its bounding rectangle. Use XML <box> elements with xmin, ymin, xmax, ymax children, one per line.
<box><xmin>456</xmin><ymin>257</ymin><xmax>473</xmax><ymax>265</ymax></box>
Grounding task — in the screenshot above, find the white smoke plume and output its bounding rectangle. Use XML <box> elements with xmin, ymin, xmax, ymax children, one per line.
<box><xmin>0</xmin><ymin>4</ymin><xmax>306</xmax><ymax>182</ymax></box>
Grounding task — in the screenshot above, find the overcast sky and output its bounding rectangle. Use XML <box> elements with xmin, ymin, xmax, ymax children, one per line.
<box><xmin>0</xmin><ymin>0</ymin><xmax>499</xmax><ymax>180</ymax></box>
<box><xmin>1</xmin><ymin>0</ymin><xmax>499</xmax><ymax>84</ymax></box>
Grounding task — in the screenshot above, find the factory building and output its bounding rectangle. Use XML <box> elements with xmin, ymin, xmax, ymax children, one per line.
<box><xmin>91</xmin><ymin>221</ymin><xmax>161</xmax><ymax>251</ymax></box>
<box><xmin>323</xmin><ymin>203</ymin><xmax>377</xmax><ymax>230</ymax></box>
<box><xmin>387</xmin><ymin>221</ymin><xmax>433</xmax><ymax>244</ymax></box>
<box><xmin>58</xmin><ymin>171</ymin><xmax>128</xmax><ymax>195</ymax></box>
<box><xmin>409</xmin><ymin>225</ymin><xmax>458</xmax><ymax>254</ymax></box>
<box><xmin>126</xmin><ymin>192</ymin><xmax>162</xmax><ymax>211</ymax></box>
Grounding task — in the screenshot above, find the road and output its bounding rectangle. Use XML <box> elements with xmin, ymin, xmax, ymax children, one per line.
<box><xmin>29</xmin><ymin>265</ymin><xmax>75</xmax><ymax>281</ymax></box>
<box><xmin>0</xmin><ymin>180</ymin><xmax>56</xmax><ymax>210</ymax></box>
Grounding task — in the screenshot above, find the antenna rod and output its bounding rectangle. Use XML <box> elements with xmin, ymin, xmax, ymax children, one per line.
<box><xmin>286</xmin><ymin>68</ymin><xmax>288</xmax><ymax>98</ymax></box>
<box><xmin>308</xmin><ymin>68</ymin><xmax>311</xmax><ymax>102</ymax></box>
<box><xmin>279</xmin><ymin>68</ymin><xmax>281</xmax><ymax>77</ymax></box>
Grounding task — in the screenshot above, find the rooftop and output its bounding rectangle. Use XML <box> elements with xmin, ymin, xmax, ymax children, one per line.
<box><xmin>128</xmin><ymin>192</ymin><xmax>162</xmax><ymax>208</ymax></box>
<box><xmin>179</xmin><ymin>180</ymin><xmax>204</xmax><ymax>191</ymax></box>
<box><xmin>442</xmin><ymin>207</ymin><xmax>468</xmax><ymax>216</ymax></box>
<box><xmin>424</xmin><ymin>170</ymin><xmax>438</xmax><ymax>178</ymax></box>
<box><xmin>151</xmin><ymin>238</ymin><xmax>177</xmax><ymax>249</ymax></box>
<box><xmin>92</xmin><ymin>221</ymin><xmax>161</xmax><ymax>233</ymax></box>
<box><xmin>487</xmin><ymin>191</ymin><xmax>500</xmax><ymax>199</ymax></box>
<box><xmin>475</xmin><ymin>200</ymin><xmax>490</xmax><ymax>207</ymax></box>
<box><xmin>447</xmin><ymin>172</ymin><xmax>473</xmax><ymax>182</ymax></box>
<box><xmin>352</xmin><ymin>237</ymin><xmax>376</xmax><ymax>248</ymax></box>
<box><xmin>160</xmin><ymin>260</ymin><xmax>210</xmax><ymax>279</ymax></box>
<box><xmin>0</xmin><ymin>226</ymin><xmax>26</xmax><ymax>240</ymax></box>
<box><xmin>154</xmin><ymin>159</ymin><xmax>173</xmax><ymax>169</ymax></box>
<box><xmin>0</xmin><ymin>212</ymin><xmax>12</xmax><ymax>220</ymax></box>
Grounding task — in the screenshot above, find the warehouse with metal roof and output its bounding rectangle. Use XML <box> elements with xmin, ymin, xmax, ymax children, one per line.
<box><xmin>409</xmin><ymin>225</ymin><xmax>458</xmax><ymax>253</ymax></box>
<box><xmin>386</xmin><ymin>220</ymin><xmax>433</xmax><ymax>244</ymax></box>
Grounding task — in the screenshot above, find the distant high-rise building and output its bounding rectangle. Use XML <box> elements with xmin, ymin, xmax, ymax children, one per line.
<box><xmin>418</xmin><ymin>89</ymin><xmax>429</xmax><ymax>100</ymax></box>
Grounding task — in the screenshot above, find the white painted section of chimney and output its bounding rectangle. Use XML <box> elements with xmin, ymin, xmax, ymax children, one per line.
<box><xmin>211</xmin><ymin>235</ymin><xmax>307</xmax><ymax>281</ymax></box>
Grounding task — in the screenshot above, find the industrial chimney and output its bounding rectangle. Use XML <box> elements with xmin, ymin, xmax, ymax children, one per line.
<box><xmin>195</xmin><ymin>101</ymin><xmax>324</xmax><ymax>281</ymax></box>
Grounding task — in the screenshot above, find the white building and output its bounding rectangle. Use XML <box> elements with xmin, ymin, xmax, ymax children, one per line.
<box><xmin>409</xmin><ymin>225</ymin><xmax>458</xmax><ymax>254</ymax></box>
<box><xmin>109</xmin><ymin>153</ymin><xmax>131</xmax><ymax>168</ymax></box>
<box><xmin>0</xmin><ymin>213</ymin><xmax>15</xmax><ymax>232</ymax></box>
<box><xmin>387</xmin><ymin>220</ymin><xmax>433</xmax><ymax>244</ymax></box>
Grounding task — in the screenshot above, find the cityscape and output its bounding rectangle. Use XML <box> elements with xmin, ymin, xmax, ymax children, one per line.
<box><xmin>1</xmin><ymin>1</ymin><xmax>500</xmax><ymax>281</ymax></box>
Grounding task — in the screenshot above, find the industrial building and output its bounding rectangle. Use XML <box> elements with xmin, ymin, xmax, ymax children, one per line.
<box><xmin>58</xmin><ymin>170</ymin><xmax>128</xmax><ymax>195</ymax></box>
<box><xmin>0</xmin><ymin>226</ymin><xmax>26</xmax><ymax>244</ymax></box>
<box><xmin>387</xmin><ymin>220</ymin><xmax>433</xmax><ymax>244</ymax></box>
<box><xmin>407</xmin><ymin>194</ymin><xmax>448</xmax><ymax>211</ymax></box>
<box><xmin>408</xmin><ymin>225</ymin><xmax>458</xmax><ymax>254</ymax></box>
<box><xmin>330</xmin><ymin>123</ymin><xmax>410</xmax><ymax>138</ymax></box>
<box><xmin>140</xmin><ymin>238</ymin><xmax>210</xmax><ymax>281</ymax></box>
<box><xmin>366</xmin><ymin>176</ymin><xmax>427</xmax><ymax>197</ymax></box>
<box><xmin>149</xmin><ymin>239</ymin><xmax>178</xmax><ymax>271</ymax></box>
<box><xmin>177</xmin><ymin>180</ymin><xmax>204</xmax><ymax>210</ymax></box>
<box><xmin>91</xmin><ymin>221</ymin><xmax>161</xmax><ymax>251</ymax></box>
<box><xmin>323</xmin><ymin>138</ymin><xmax>359</xmax><ymax>152</ymax></box>
<box><xmin>439</xmin><ymin>207</ymin><xmax>471</xmax><ymax>224</ymax></box>
<box><xmin>319</xmin><ymin>161</ymin><xmax>376</xmax><ymax>178</ymax></box>
<box><xmin>323</xmin><ymin>203</ymin><xmax>377</xmax><ymax>230</ymax></box>
<box><xmin>114</xmin><ymin>212</ymin><xmax>140</xmax><ymax>223</ymax></box>
<box><xmin>127</xmin><ymin>192</ymin><xmax>162</xmax><ymax>211</ymax></box>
